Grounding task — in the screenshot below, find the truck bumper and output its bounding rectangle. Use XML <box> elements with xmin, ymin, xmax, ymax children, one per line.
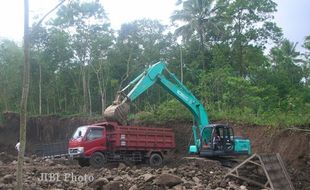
<box><xmin>69</xmin><ymin>152</ymin><xmax>85</xmax><ymax>159</ymax></box>
<box><xmin>68</xmin><ymin>148</ymin><xmax>86</xmax><ymax>158</ymax></box>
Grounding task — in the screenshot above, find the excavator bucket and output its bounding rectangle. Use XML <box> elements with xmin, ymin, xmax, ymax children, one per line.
<box><xmin>103</xmin><ymin>101</ymin><xmax>130</xmax><ymax>124</ymax></box>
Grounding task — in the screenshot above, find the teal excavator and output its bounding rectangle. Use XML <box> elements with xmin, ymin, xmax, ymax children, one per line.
<box><xmin>104</xmin><ymin>61</ymin><xmax>251</xmax><ymax>157</ymax></box>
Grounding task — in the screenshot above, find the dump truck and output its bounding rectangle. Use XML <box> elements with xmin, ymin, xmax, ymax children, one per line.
<box><xmin>68</xmin><ymin>122</ymin><xmax>175</xmax><ymax>168</ymax></box>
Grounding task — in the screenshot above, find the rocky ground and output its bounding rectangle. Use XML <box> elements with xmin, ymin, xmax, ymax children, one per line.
<box><xmin>0</xmin><ymin>153</ymin><xmax>254</xmax><ymax>190</ymax></box>
<box><xmin>1</xmin><ymin>112</ymin><xmax>309</xmax><ymax>189</ymax></box>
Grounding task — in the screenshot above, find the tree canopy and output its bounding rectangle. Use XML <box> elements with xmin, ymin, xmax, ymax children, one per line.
<box><xmin>0</xmin><ymin>0</ymin><xmax>309</xmax><ymax>127</ymax></box>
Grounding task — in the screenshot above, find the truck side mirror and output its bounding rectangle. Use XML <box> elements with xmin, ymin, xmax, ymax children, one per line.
<box><xmin>78</xmin><ymin>131</ymin><xmax>82</xmax><ymax>137</ymax></box>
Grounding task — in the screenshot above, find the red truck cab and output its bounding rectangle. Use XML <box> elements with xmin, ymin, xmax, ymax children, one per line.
<box><xmin>68</xmin><ymin>122</ymin><xmax>175</xmax><ymax>168</ymax></box>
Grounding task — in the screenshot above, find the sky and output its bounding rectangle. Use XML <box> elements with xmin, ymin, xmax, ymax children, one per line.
<box><xmin>273</xmin><ymin>0</ymin><xmax>310</xmax><ymax>49</ymax></box>
<box><xmin>0</xmin><ymin>0</ymin><xmax>309</xmax><ymax>50</ymax></box>
<box><xmin>0</xmin><ymin>0</ymin><xmax>176</xmax><ymax>41</ymax></box>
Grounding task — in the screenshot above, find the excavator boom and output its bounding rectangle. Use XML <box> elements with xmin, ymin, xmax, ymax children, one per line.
<box><xmin>103</xmin><ymin>61</ymin><xmax>210</xmax><ymax>152</ymax></box>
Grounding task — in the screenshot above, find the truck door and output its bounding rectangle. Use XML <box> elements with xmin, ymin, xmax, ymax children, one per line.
<box><xmin>83</xmin><ymin>127</ymin><xmax>106</xmax><ymax>156</ymax></box>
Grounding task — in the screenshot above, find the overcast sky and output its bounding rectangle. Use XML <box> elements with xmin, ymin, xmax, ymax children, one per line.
<box><xmin>0</xmin><ymin>0</ymin><xmax>309</xmax><ymax>50</ymax></box>
<box><xmin>273</xmin><ymin>0</ymin><xmax>310</xmax><ymax>49</ymax></box>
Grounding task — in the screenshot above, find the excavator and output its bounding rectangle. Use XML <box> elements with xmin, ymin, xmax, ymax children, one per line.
<box><xmin>103</xmin><ymin>61</ymin><xmax>251</xmax><ymax>157</ymax></box>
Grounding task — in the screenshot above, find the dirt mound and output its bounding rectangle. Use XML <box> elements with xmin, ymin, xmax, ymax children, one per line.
<box><xmin>234</xmin><ymin>126</ymin><xmax>310</xmax><ymax>189</ymax></box>
<box><xmin>232</xmin><ymin>125</ymin><xmax>309</xmax><ymax>166</ymax></box>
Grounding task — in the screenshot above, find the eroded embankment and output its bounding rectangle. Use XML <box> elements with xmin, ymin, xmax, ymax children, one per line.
<box><xmin>0</xmin><ymin>112</ymin><xmax>101</xmax><ymax>154</ymax></box>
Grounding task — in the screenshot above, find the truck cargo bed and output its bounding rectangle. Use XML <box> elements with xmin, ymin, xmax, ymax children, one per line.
<box><xmin>105</xmin><ymin>124</ymin><xmax>175</xmax><ymax>150</ymax></box>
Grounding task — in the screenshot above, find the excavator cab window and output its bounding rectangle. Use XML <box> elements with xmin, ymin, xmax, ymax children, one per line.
<box><xmin>211</xmin><ymin>125</ymin><xmax>234</xmax><ymax>151</ymax></box>
<box><xmin>222</xmin><ymin>126</ymin><xmax>234</xmax><ymax>151</ymax></box>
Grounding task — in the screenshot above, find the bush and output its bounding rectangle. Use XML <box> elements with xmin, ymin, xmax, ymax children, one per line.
<box><xmin>131</xmin><ymin>99</ymin><xmax>193</xmax><ymax>124</ymax></box>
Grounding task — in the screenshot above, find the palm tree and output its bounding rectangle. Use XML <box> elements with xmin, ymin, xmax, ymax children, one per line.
<box><xmin>271</xmin><ymin>39</ymin><xmax>300</xmax><ymax>65</ymax></box>
<box><xmin>302</xmin><ymin>35</ymin><xmax>310</xmax><ymax>86</ymax></box>
<box><xmin>171</xmin><ymin>0</ymin><xmax>221</xmax><ymax>50</ymax></box>
<box><xmin>270</xmin><ymin>39</ymin><xmax>302</xmax><ymax>87</ymax></box>
<box><xmin>303</xmin><ymin>35</ymin><xmax>310</xmax><ymax>50</ymax></box>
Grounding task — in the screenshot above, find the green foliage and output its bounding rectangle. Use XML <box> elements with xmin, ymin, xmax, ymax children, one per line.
<box><xmin>132</xmin><ymin>99</ymin><xmax>192</xmax><ymax>124</ymax></box>
<box><xmin>0</xmin><ymin>40</ymin><xmax>23</xmax><ymax>111</ymax></box>
<box><xmin>197</xmin><ymin>67</ymin><xmax>264</xmax><ymax>113</ymax></box>
<box><xmin>155</xmin><ymin>99</ymin><xmax>192</xmax><ymax>122</ymax></box>
<box><xmin>0</xmin><ymin>0</ymin><xmax>309</xmax><ymax>128</ymax></box>
<box><xmin>130</xmin><ymin>111</ymin><xmax>157</xmax><ymax>124</ymax></box>
<box><xmin>133</xmin><ymin>95</ymin><xmax>310</xmax><ymax>128</ymax></box>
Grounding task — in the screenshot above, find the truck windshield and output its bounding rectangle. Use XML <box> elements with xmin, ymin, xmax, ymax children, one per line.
<box><xmin>72</xmin><ymin>126</ymin><xmax>88</xmax><ymax>139</ymax></box>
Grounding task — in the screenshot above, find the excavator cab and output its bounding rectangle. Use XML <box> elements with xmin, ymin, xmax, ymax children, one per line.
<box><xmin>199</xmin><ymin>124</ymin><xmax>250</xmax><ymax>157</ymax></box>
<box><xmin>211</xmin><ymin>125</ymin><xmax>234</xmax><ymax>151</ymax></box>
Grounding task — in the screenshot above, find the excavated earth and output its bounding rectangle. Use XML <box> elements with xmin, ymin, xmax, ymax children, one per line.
<box><xmin>0</xmin><ymin>112</ymin><xmax>309</xmax><ymax>190</ymax></box>
<box><xmin>0</xmin><ymin>155</ymin><xmax>235</xmax><ymax>190</ymax></box>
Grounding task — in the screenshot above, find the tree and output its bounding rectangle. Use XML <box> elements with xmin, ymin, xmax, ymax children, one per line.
<box><xmin>0</xmin><ymin>40</ymin><xmax>23</xmax><ymax>111</ymax></box>
<box><xmin>268</xmin><ymin>39</ymin><xmax>304</xmax><ymax>111</ymax></box>
<box><xmin>171</xmin><ymin>0</ymin><xmax>221</xmax><ymax>49</ymax></box>
<box><xmin>108</xmin><ymin>19</ymin><xmax>174</xmax><ymax>109</ymax></box>
<box><xmin>17</xmin><ymin>0</ymin><xmax>30</xmax><ymax>188</ymax></box>
<box><xmin>302</xmin><ymin>35</ymin><xmax>310</xmax><ymax>86</ymax></box>
<box><xmin>17</xmin><ymin>1</ymin><xmax>66</xmax><ymax>188</ymax></box>
<box><xmin>171</xmin><ymin>0</ymin><xmax>222</xmax><ymax>69</ymax></box>
<box><xmin>27</xmin><ymin>0</ymin><xmax>67</xmax><ymax>115</ymax></box>
<box><xmin>37</xmin><ymin>28</ymin><xmax>74</xmax><ymax>114</ymax></box>
<box><xmin>51</xmin><ymin>0</ymin><xmax>111</xmax><ymax>115</ymax></box>
<box><xmin>225</xmin><ymin>0</ymin><xmax>282</xmax><ymax>77</ymax></box>
<box><xmin>88</xmin><ymin>25</ymin><xmax>114</xmax><ymax>114</ymax></box>
<box><xmin>30</xmin><ymin>26</ymin><xmax>49</xmax><ymax>115</ymax></box>
<box><xmin>270</xmin><ymin>39</ymin><xmax>302</xmax><ymax>87</ymax></box>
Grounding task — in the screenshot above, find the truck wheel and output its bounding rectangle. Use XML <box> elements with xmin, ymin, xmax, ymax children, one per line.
<box><xmin>90</xmin><ymin>152</ymin><xmax>106</xmax><ymax>168</ymax></box>
<box><xmin>77</xmin><ymin>158</ymin><xmax>90</xmax><ymax>167</ymax></box>
<box><xmin>149</xmin><ymin>153</ymin><xmax>163</xmax><ymax>167</ymax></box>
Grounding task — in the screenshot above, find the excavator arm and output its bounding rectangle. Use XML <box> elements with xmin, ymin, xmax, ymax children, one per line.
<box><xmin>104</xmin><ymin>61</ymin><xmax>211</xmax><ymax>153</ymax></box>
